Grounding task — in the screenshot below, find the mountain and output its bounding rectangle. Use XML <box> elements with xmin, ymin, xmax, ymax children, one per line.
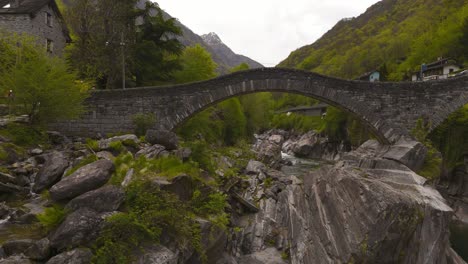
<box><xmin>201</xmin><ymin>32</ymin><xmax>263</xmax><ymax>71</ymax></box>
<box><xmin>161</xmin><ymin>13</ymin><xmax>263</xmax><ymax>73</ymax></box>
<box><xmin>278</xmin><ymin>0</ymin><xmax>468</xmax><ymax>80</ymax></box>
<box><xmin>135</xmin><ymin>0</ymin><xmax>262</xmax><ymax>73</ymax></box>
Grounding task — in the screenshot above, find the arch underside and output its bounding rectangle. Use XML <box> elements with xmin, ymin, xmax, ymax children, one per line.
<box><xmin>163</xmin><ymin>81</ymin><xmax>404</xmax><ymax>145</ymax></box>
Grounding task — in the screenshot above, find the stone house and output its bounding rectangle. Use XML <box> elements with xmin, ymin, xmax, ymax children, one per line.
<box><xmin>0</xmin><ymin>0</ymin><xmax>71</xmax><ymax>56</ymax></box>
<box><xmin>356</xmin><ymin>70</ymin><xmax>380</xmax><ymax>82</ymax></box>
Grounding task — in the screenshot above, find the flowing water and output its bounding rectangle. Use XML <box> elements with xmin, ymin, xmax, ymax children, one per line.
<box><xmin>280</xmin><ymin>152</ymin><xmax>323</xmax><ymax>178</ymax></box>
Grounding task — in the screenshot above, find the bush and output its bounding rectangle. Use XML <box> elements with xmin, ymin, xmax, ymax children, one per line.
<box><xmin>36</xmin><ymin>205</ymin><xmax>68</xmax><ymax>231</ymax></box>
<box><xmin>0</xmin><ymin>32</ymin><xmax>89</xmax><ymax>125</ymax></box>
<box><xmin>109</xmin><ymin>153</ymin><xmax>200</xmax><ymax>185</ymax></box>
<box><xmin>93</xmin><ymin>180</ymin><xmax>205</xmax><ymax>263</ymax></box>
<box><xmin>85</xmin><ymin>138</ymin><xmax>99</xmax><ymax>152</ymax></box>
<box><xmin>0</xmin><ymin>123</ymin><xmax>48</xmax><ymax>147</ymax></box>
<box><xmin>132</xmin><ymin>113</ymin><xmax>156</xmax><ymax>137</ymax></box>
<box><xmin>412</xmin><ymin>118</ymin><xmax>442</xmax><ymax>180</ymax></box>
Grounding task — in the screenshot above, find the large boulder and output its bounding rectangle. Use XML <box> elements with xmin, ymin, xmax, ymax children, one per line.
<box><xmin>49</xmin><ymin>159</ymin><xmax>115</xmax><ymax>201</ymax></box>
<box><xmin>0</xmin><ymin>255</ymin><xmax>34</xmax><ymax>264</ymax></box>
<box><xmin>134</xmin><ymin>245</ymin><xmax>178</xmax><ymax>264</ymax></box>
<box><xmin>2</xmin><ymin>238</ymin><xmax>50</xmax><ymax>260</ymax></box>
<box><xmin>151</xmin><ymin>175</ymin><xmax>195</xmax><ymax>201</ymax></box>
<box><xmin>33</xmin><ymin>151</ymin><xmax>69</xmax><ymax>193</ymax></box>
<box><xmin>48</xmin><ymin>208</ymin><xmax>107</xmax><ymax>250</ymax></box>
<box><xmin>245</xmin><ymin>160</ymin><xmax>266</xmax><ymax>175</ymax></box>
<box><xmin>238</xmin><ymin>248</ymin><xmax>287</xmax><ymax>264</ymax></box>
<box><xmin>46</xmin><ymin>248</ymin><xmax>93</xmax><ymax>264</ymax></box>
<box><xmin>382</xmin><ymin>137</ymin><xmax>428</xmax><ymax>172</ymax></box>
<box><xmin>232</xmin><ymin>139</ymin><xmax>461</xmax><ymax>264</ymax></box>
<box><xmin>65</xmin><ymin>185</ymin><xmax>125</xmax><ymax>213</ymax></box>
<box><xmin>135</xmin><ymin>144</ymin><xmax>167</xmax><ymax>159</ymax></box>
<box><xmin>145</xmin><ymin>130</ymin><xmax>178</xmax><ymax>150</ymax></box>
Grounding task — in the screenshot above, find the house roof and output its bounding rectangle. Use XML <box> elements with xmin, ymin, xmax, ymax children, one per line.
<box><xmin>0</xmin><ymin>0</ymin><xmax>71</xmax><ymax>42</ymax></box>
<box><xmin>424</xmin><ymin>58</ymin><xmax>462</xmax><ymax>71</ymax></box>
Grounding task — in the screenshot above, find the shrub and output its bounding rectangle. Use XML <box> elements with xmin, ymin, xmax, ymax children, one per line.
<box><xmin>1</xmin><ymin>34</ymin><xmax>89</xmax><ymax>125</ymax></box>
<box><xmin>412</xmin><ymin>118</ymin><xmax>442</xmax><ymax>180</ymax></box>
<box><xmin>36</xmin><ymin>205</ymin><xmax>67</xmax><ymax>231</ymax></box>
<box><xmin>85</xmin><ymin>138</ymin><xmax>99</xmax><ymax>152</ymax></box>
<box><xmin>132</xmin><ymin>113</ymin><xmax>156</xmax><ymax>137</ymax></box>
<box><xmin>109</xmin><ymin>141</ymin><xmax>125</xmax><ymax>153</ymax></box>
<box><xmin>0</xmin><ymin>123</ymin><xmax>48</xmax><ymax>147</ymax></box>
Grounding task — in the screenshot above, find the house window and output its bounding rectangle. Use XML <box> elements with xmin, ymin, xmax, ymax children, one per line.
<box><xmin>449</xmin><ymin>68</ymin><xmax>454</xmax><ymax>73</ymax></box>
<box><xmin>45</xmin><ymin>12</ymin><xmax>52</xmax><ymax>27</ymax></box>
<box><xmin>46</xmin><ymin>39</ymin><xmax>53</xmax><ymax>53</ymax></box>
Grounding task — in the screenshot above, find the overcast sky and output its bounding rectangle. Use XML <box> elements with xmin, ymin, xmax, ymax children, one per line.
<box><xmin>155</xmin><ymin>0</ymin><xmax>380</xmax><ymax>66</ymax></box>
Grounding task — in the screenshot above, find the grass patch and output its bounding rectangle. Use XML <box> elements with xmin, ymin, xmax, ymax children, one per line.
<box><xmin>0</xmin><ymin>123</ymin><xmax>48</xmax><ymax>147</ymax></box>
<box><xmin>36</xmin><ymin>205</ymin><xmax>68</xmax><ymax>231</ymax></box>
<box><xmin>110</xmin><ymin>152</ymin><xmax>200</xmax><ymax>185</ymax></box>
<box><xmin>85</xmin><ymin>138</ymin><xmax>99</xmax><ymax>152</ymax></box>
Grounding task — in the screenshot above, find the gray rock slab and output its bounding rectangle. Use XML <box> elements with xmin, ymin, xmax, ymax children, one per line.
<box><xmin>46</xmin><ymin>248</ymin><xmax>93</xmax><ymax>264</ymax></box>
<box><xmin>33</xmin><ymin>151</ymin><xmax>69</xmax><ymax>193</ymax></box>
<box><xmin>2</xmin><ymin>238</ymin><xmax>50</xmax><ymax>260</ymax></box>
<box><xmin>66</xmin><ymin>185</ymin><xmax>124</xmax><ymax>213</ymax></box>
<box><xmin>49</xmin><ymin>159</ymin><xmax>114</xmax><ymax>201</ymax></box>
<box><xmin>49</xmin><ymin>208</ymin><xmax>106</xmax><ymax>250</ymax></box>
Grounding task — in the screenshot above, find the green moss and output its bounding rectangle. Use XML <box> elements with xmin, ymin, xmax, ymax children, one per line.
<box><xmin>65</xmin><ymin>154</ymin><xmax>99</xmax><ymax>177</ymax></box>
<box><xmin>0</xmin><ymin>143</ymin><xmax>27</xmax><ymax>163</ymax></box>
<box><xmin>36</xmin><ymin>205</ymin><xmax>68</xmax><ymax>231</ymax></box>
<box><xmin>264</xmin><ymin>177</ymin><xmax>273</xmax><ymax>188</ymax></box>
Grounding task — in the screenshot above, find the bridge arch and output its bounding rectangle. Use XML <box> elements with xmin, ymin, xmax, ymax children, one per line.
<box><xmin>52</xmin><ymin>68</ymin><xmax>468</xmax><ymax>145</ymax></box>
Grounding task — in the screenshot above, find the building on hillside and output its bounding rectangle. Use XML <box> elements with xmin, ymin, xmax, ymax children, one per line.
<box><xmin>0</xmin><ymin>0</ymin><xmax>71</xmax><ymax>56</ymax></box>
<box><xmin>411</xmin><ymin>58</ymin><xmax>462</xmax><ymax>81</ymax></box>
<box><xmin>356</xmin><ymin>70</ymin><xmax>380</xmax><ymax>82</ymax></box>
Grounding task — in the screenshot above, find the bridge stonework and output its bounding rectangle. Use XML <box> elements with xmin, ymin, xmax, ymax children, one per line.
<box><xmin>51</xmin><ymin>68</ymin><xmax>468</xmax><ymax>144</ymax></box>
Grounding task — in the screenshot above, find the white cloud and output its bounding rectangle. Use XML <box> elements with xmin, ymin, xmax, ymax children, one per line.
<box><xmin>154</xmin><ymin>0</ymin><xmax>380</xmax><ymax>66</ymax></box>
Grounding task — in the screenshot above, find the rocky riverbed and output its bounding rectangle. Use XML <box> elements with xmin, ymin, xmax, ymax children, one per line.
<box><xmin>0</xmin><ymin>129</ymin><xmax>466</xmax><ymax>263</ymax></box>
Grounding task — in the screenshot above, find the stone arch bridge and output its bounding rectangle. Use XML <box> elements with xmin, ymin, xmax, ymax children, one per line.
<box><xmin>52</xmin><ymin>68</ymin><xmax>468</xmax><ymax>144</ymax></box>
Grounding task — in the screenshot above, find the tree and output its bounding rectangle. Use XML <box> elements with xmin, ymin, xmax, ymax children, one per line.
<box><xmin>133</xmin><ymin>2</ymin><xmax>183</xmax><ymax>86</ymax></box>
<box><xmin>460</xmin><ymin>17</ymin><xmax>468</xmax><ymax>62</ymax></box>
<box><xmin>230</xmin><ymin>62</ymin><xmax>249</xmax><ymax>73</ymax></box>
<box><xmin>0</xmin><ymin>34</ymin><xmax>88</xmax><ymax>125</ymax></box>
<box><xmin>174</xmin><ymin>45</ymin><xmax>217</xmax><ymax>83</ymax></box>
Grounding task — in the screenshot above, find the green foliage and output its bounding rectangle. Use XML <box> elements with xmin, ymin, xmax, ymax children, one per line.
<box><xmin>132</xmin><ymin>113</ymin><xmax>156</xmax><ymax>137</ymax></box>
<box><xmin>279</xmin><ymin>0</ymin><xmax>468</xmax><ymax>80</ymax></box>
<box><xmin>110</xmin><ymin>152</ymin><xmax>200</xmax><ymax>185</ymax></box>
<box><xmin>93</xmin><ymin>178</ymin><xmax>207</xmax><ymax>263</ymax></box>
<box><xmin>191</xmin><ymin>190</ymin><xmax>229</xmax><ymax>230</ymax></box>
<box><xmin>0</xmin><ymin>123</ymin><xmax>47</xmax><ymax>147</ymax></box>
<box><xmin>271</xmin><ymin>113</ymin><xmax>323</xmax><ymax>133</ymax></box>
<box><xmin>109</xmin><ymin>141</ymin><xmax>125</xmax><ymax>153</ymax></box>
<box><xmin>0</xmin><ymin>143</ymin><xmax>27</xmax><ymax>164</ymax></box>
<box><xmin>36</xmin><ymin>205</ymin><xmax>68</xmax><ymax>231</ymax></box>
<box><xmin>85</xmin><ymin>139</ymin><xmax>100</xmax><ymax>152</ymax></box>
<box><xmin>219</xmin><ymin>98</ymin><xmax>247</xmax><ymax>145</ymax></box>
<box><xmin>239</xmin><ymin>93</ymin><xmax>273</xmax><ymax>135</ymax></box>
<box><xmin>92</xmin><ymin>212</ymin><xmax>159</xmax><ymax>264</ymax></box>
<box><xmin>174</xmin><ymin>44</ymin><xmax>217</xmax><ymax>83</ymax></box>
<box><xmin>230</xmin><ymin>63</ymin><xmax>250</xmax><ymax>72</ymax></box>
<box><xmin>133</xmin><ymin>2</ymin><xmax>183</xmax><ymax>86</ymax></box>
<box><xmin>183</xmin><ymin>140</ymin><xmax>215</xmax><ymax>173</ymax></box>
<box><xmin>0</xmin><ymin>34</ymin><xmax>88</xmax><ymax>125</ymax></box>
<box><xmin>412</xmin><ymin>119</ymin><xmax>442</xmax><ymax>180</ymax></box>
<box><xmin>65</xmin><ymin>154</ymin><xmax>99</xmax><ymax>177</ymax></box>
<box><xmin>429</xmin><ymin>104</ymin><xmax>468</xmax><ymax>170</ymax></box>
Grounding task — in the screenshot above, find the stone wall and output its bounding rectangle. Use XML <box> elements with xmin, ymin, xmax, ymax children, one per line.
<box><xmin>50</xmin><ymin>68</ymin><xmax>468</xmax><ymax>144</ymax></box>
<box><xmin>0</xmin><ymin>4</ymin><xmax>68</xmax><ymax>56</ymax></box>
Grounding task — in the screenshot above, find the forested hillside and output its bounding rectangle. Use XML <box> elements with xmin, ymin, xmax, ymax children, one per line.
<box><xmin>279</xmin><ymin>0</ymin><xmax>468</xmax><ymax>80</ymax></box>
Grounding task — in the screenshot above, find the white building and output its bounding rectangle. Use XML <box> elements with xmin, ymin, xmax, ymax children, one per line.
<box><xmin>412</xmin><ymin>58</ymin><xmax>462</xmax><ymax>81</ymax></box>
